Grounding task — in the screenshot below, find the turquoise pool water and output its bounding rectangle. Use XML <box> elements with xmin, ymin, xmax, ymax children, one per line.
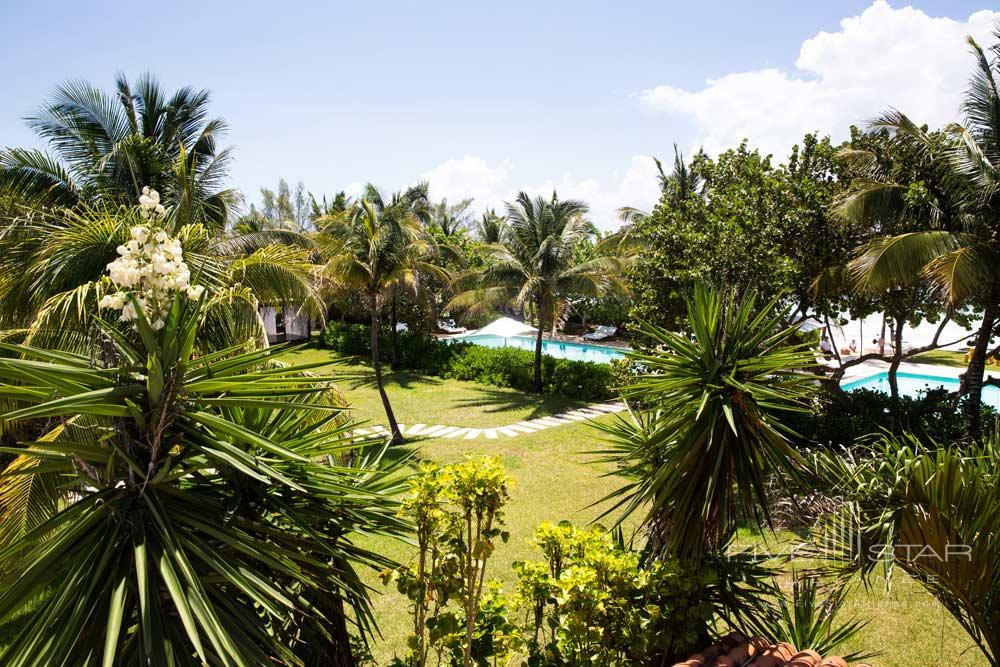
<box><xmin>451</xmin><ymin>334</ymin><xmax>626</xmax><ymax>364</ymax></box>
<box><xmin>842</xmin><ymin>371</ymin><xmax>1000</xmax><ymax>409</ymax></box>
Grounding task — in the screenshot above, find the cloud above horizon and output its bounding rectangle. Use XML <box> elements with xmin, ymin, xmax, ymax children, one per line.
<box><xmin>421</xmin><ymin>155</ymin><xmax>662</xmax><ymax>231</ymax></box>
<box><xmin>422</xmin><ymin>2</ymin><xmax>1000</xmax><ymax>231</ymax></box>
<box><xmin>638</xmin><ymin>1</ymin><xmax>1000</xmax><ymax>157</ymax></box>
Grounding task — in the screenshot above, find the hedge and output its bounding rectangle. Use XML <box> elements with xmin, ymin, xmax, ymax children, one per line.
<box><xmin>319</xmin><ymin>322</ymin><xmax>614</xmax><ymax>401</ymax></box>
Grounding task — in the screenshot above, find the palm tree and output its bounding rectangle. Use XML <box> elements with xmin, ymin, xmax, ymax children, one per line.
<box><xmin>0</xmin><ymin>73</ymin><xmax>238</xmax><ymax>228</ymax></box>
<box><xmin>475</xmin><ymin>209</ymin><xmax>508</xmax><ymax>244</ymax></box>
<box><xmin>0</xmin><ymin>295</ymin><xmax>408</xmax><ymax>665</ymax></box>
<box><xmin>840</xmin><ymin>27</ymin><xmax>1000</xmax><ymax>439</ymax></box>
<box><xmin>449</xmin><ymin>191</ymin><xmax>624</xmax><ymax>393</ymax></box>
<box><xmin>430</xmin><ymin>197</ymin><xmax>473</xmax><ymax>238</ymax></box>
<box><xmin>0</xmin><ymin>196</ymin><xmax>319</xmax><ymax>352</ymax></box>
<box><xmin>318</xmin><ymin>199</ymin><xmax>447</xmax><ymax>443</ymax></box>
<box><xmin>596</xmin><ymin>284</ymin><xmax>818</xmax><ymax>561</ymax></box>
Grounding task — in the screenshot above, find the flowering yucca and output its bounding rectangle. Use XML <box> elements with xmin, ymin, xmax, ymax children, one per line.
<box><xmin>98</xmin><ymin>187</ymin><xmax>204</xmax><ymax>329</ymax></box>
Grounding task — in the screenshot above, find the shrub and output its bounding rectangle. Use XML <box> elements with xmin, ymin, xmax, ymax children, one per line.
<box><xmin>320</xmin><ymin>322</ymin><xmax>616</xmax><ymax>400</ymax></box>
<box><xmin>443</xmin><ymin>345</ymin><xmax>613</xmax><ymax>400</ymax></box>
<box><xmin>320</xmin><ymin>321</ymin><xmax>371</xmax><ymax>356</ymax></box>
<box><xmin>787</xmin><ymin>386</ymin><xmax>998</xmax><ymax>448</ymax></box>
<box><xmin>502</xmin><ymin>521</ymin><xmax>714</xmax><ymax>665</ymax></box>
<box><xmin>384</xmin><ymin>457</ymin><xmax>512</xmax><ymax>667</ymax></box>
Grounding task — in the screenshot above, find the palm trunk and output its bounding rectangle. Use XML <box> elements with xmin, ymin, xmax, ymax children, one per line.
<box><xmin>963</xmin><ymin>303</ymin><xmax>997</xmax><ymax>441</ymax></box>
<box><xmin>888</xmin><ymin>315</ymin><xmax>903</xmax><ymax>401</ymax></box>
<box><xmin>533</xmin><ymin>295</ymin><xmax>544</xmax><ymax>394</ymax></box>
<box><xmin>390</xmin><ymin>293</ymin><xmax>400</xmax><ymax>370</ymax></box>
<box><xmin>370</xmin><ymin>294</ymin><xmax>403</xmax><ymax>444</ymax></box>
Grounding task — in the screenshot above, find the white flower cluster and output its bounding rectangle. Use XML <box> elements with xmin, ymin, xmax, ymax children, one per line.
<box><xmin>138</xmin><ymin>185</ymin><xmax>166</xmax><ymax>219</ymax></box>
<box><xmin>98</xmin><ymin>189</ymin><xmax>204</xmax><ymax>330</ymax></box>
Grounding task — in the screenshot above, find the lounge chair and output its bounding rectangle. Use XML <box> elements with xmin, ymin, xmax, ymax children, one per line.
<box><xmin>583</xmin><ymin>325</ymin><xmax>617</xmax><ymax>342</ymax></box>
<box><xmin>437</xmin><ymin>319</ymin><xmax>467</xmax><ymax>334</ymax></box>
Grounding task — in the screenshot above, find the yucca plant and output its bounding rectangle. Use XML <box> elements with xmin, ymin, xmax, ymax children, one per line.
<box><xmin>811</xmin><ymin>434</ymin><xmax>1000</xmax><ymax>665</ymax></box>
<box><xmin>0</xmin><ymin>292</ymin><xmax>409</xmax><ymax>665</ymax></box>
<box><xmin>596</xmin><ymin>283</ymin><xmax>818</xmax><ymax>561</ymax></box>
<box><xmin>0</xmin><ymin>193</ymin><xmax>320</xmax><ymax>353</ymax></box>
<box><xmin>747</xmin><ymin>574</ymin><xmax>873</xmax><ymax>662</ymax></box>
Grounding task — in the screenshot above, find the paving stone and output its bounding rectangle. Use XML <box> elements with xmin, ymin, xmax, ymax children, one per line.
<box><xmin>484</xmin><ymin>429</ymin><xmax>498</xmax><ymax>439</ymax></box>
<box><xmin>497</xmin><ymin>427</ymin><xmax>519</xmax><ymax>437</ymax></box>
<box><xmin>463</xmin><ymin>429</ymin><xmax>482</xmax><ymax>439</ymax></box>
<box><xmin>445</xmin><ymin>427</ymin><xmax>470</xmax><ymax>438</ymax></box>
<box><xmin>406</xmin><ymin>423</ymin><xmax>428</xmax><ymax>435</ymax></box>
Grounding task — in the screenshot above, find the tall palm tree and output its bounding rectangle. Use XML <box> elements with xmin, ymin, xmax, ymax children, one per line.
<box><xmin>318</xmin><ymin>199</ymin><xmax>447</xmax><ymax>443</ymax></box>
<box><xmin>0</xmin><ymin>73</ymin><xmax>239</xmax><ymax>228</ymax></box>
<box><xmin>839</xmin><ymin>26</ymin><xmax>1000</xmax><ymax>439</ymax></box>
<box><xmin>449</xmin><ymin>191</ymin><xmax>624</xmax><ymax>393</ymax></box>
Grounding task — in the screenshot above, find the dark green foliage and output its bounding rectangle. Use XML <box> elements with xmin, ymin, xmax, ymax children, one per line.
<box><xmin>787</xmin><ymin>387</ymin><xmax>998</xmax><ymax>448</ymax></box>
<box><xmin>319</xmin><ymin>323</ymin><xmax>615</xmax><ymax>400</ymax></box>
<box><xmin>321</xmin><ymin>321</ymin><xmax>373</xmax><ymax>357</ymax></box>
<box><xmin>628</xmin><ymin>137</ymin><xmax>844</xmax><ymax>330</ymax></box>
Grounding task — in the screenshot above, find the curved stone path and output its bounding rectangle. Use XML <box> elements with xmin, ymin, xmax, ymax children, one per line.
<box><xmin>351</xmin><ymin>401</ymin><xmax>627</xmax><ymax>441</ymax></box>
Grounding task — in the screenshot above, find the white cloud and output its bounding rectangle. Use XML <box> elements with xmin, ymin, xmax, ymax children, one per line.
<box><xmin>638</xmin><ymin>2</ymin><xmax>1000</xmax><ymax>157</ymax></box>
<box><xmin>422</xmin><ymin>155</ymin><xmax>662</xmax><ymax>231</ymax></box>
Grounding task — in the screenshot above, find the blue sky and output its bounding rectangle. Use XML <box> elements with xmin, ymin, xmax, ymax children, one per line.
<box><xmin>2</xmin><ymin>1</ymin><xmax>997</xmax><ymax>226</ymax></box>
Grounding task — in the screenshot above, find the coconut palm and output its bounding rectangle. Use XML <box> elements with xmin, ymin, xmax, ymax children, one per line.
<box><xmin>0</xmin><ymin>294</ymin><xmax>408</xmax><ymax>665</ymax></box>
<box><xmin>0</xmin><ymin>197</ymin><xmax>319</xmax><ymax>352</ymax></box>
<box><xmin>475</xmin><ymin>209</ymin><xmax>508</xmax><ymax>244</ymax></box>
<box><xmin>317</xmin><ymin>199</ymin><xmax>448</xmax><ymax>443</ymax></box>
<box><xmin>448</xmin><ymin>191</ymin><xmax>624</xmax><ymax>393</ymax></box>
<box><xmin>596</xmin><ymin>284</ymin><xmax>818</xmax><ymax>561</ymax></box>
<box><xmin>839</xmin><ymin>28</ymin><xmax>1000</xmax><ymax>439</ymax></box>
<box><xmin>0</xmin><ymin>73</ymin><xmax>239</xmax><ymax>228</ymax></box>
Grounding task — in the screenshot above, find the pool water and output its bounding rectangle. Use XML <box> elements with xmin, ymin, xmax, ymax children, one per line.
<box><xmin>842</xmin><ymin>371</ymin><xmax>1000</xmax><ymax>409</ymax></box>
<box><xmin>451</xmin><ymin>334</ymin><xmax>626</xmax><ymax>364</ymax></box>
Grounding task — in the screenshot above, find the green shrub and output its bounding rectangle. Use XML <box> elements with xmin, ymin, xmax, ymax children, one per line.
<box><xmin>787</xmin><ymin>386</ymin><xmax>998</xmax><ymax>448</ymax></box>
<box><xmin>501</xmin><ymin>521</ymin><xmax>714</xmax><ymax>665</ymax></box>
<box><xmin>320</xmin><ymin>321</ymin><xmax>371</xmax><ymax>356</ymax></box>
<box><xmin>320</xmin><ymin>322</ymin><xmax>615</xmax><ymax>400</ymax></box>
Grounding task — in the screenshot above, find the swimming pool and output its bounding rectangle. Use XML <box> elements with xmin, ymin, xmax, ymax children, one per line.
<box><xmin>842</xmin><ymin>371</ymin><xmax>1000</xmax><ymax>409</ymax></box>
<box><xmin>451</xmin><ymin>334</ymin><xmax>626</xmax><ymax>364</ymax></box>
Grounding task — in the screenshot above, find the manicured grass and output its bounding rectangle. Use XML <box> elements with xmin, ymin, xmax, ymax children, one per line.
<box><xmin>912</xmin><ymin>349</ymin><xmax>969</xmax><ymax>368</ymax></box>
<box><xmin>285</xmin><ymin>346</ymin><xmax>590</xmax><ymax>428</ymax></box>
<box><xmin>294</xmin><ymin>345</ymin><xmax>989</xmax><ymax>666</ymax></box>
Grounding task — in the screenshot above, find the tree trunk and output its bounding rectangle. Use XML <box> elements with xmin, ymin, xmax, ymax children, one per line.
<box><xmin>370</xmin><ymin>294</ymin><xmax>403</xmax><ymax>444</ymax></box>
<box><xmin>963</xmin><ymin>303</ymin><xmax>997</xmax><ymax>441</ymax></box>
<box><xmin>326</xmin><ymin>593</ymin><xmax>358</xmax><ymax>667</ymax></box>
<box><xmin>533</xmin><ymin>295</ymin><xmax>544</xmax><ymax>394</ymax></box>
<box><xmin>390</xmin><ymin>293</ymin><xmax>400</xmax><ymax>370</ymax></box>
<box><xmin>887</xmin><ymin>315</ymin><xmax>904</xmax><ymax>401</ymax></box>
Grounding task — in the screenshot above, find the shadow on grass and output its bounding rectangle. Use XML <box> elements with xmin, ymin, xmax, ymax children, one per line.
<box><xmin>453</xmin><ymin>386</ymin><xmax>586</xmax><ymax>421</ymax></box>
<box><xmin>330</xmin><ymin>360</ymin><xmax>445</xmax><ymax>391</ymax></box>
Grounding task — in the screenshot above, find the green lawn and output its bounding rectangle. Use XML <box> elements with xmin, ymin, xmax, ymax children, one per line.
<box><xmin>912</xmin><ymin>349</ymin><xmax>969</xmax><ymax>368</ymax></box>
<box><xmin>291</xmin><ymin>346</ymin><xmax>988</xmax><ymax>666</ymax></box>
<box><xmin>286</xmin><ymin>347</ymin><xmax>589</xmax><ymax>428</ymax></box>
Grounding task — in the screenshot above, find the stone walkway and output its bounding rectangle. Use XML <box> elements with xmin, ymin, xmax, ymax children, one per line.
<box><xmin>351</xmin><ymin>401</ymin><xmax>627</xmax><ymax>441</ymax></box>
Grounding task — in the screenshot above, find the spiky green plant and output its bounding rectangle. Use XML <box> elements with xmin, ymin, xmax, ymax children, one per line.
<box><xmin>596</xmin><ymin>284</ymin><xmax>818</xmax><ymax>561</ymax></box>
<box><xmin>747</xmin><ymin>574</ymin><xmax>873</xmax><ymax>661</ymax></box>
<box><xmin>0</xmin><ymin>295</ymin><xmax>408</xmax><ymax>665</ymax></box>
<box><xmin>811</xmin><ymin>434</ymin><xmax>1000</xmax><ymax>666</ymax></box>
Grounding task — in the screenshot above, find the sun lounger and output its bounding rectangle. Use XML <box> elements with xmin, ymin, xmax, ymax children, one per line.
<box><xmin>583</xmin><ymin>325</ymin><xmax>617</xmax><ymax>341</ymax></box>
<box><xmin>437</xmin><ymin>319</ymin><xmax>466</xmax><ymax>334</ymax></box>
